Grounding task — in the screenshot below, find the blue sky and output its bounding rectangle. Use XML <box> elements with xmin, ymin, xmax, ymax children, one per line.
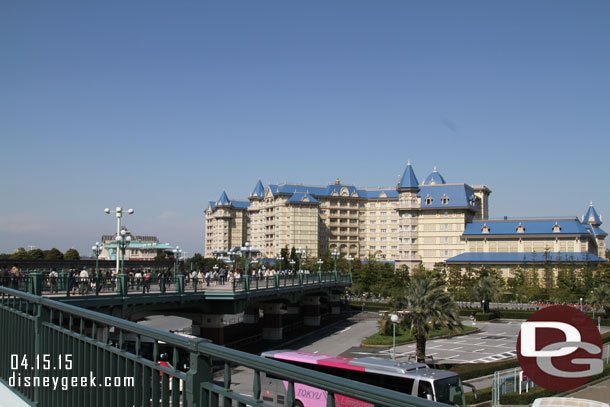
<box><xmin>1</xmin><ymin>1</ymin><xmax>609</xmax><ymax>257</ymax></box>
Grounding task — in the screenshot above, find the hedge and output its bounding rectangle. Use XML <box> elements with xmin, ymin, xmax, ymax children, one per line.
<box><xmin>465</xmin><ymin>386</ymin><xmax>492</xmax><ymax>405</ymax></box>
<box><xmin>475</xmin><ymin>312</ymin><xmax>499</xmax><ymax>321</ymax></box>
<box><xmin>451</xmin><ymin>358</ymin><xmax>520</xmax><ymax>381</ymax></box>
<box><xmin>349</xmin><ymin>301</ymin><xmax>391</xmax><ymax>311</ymax></box>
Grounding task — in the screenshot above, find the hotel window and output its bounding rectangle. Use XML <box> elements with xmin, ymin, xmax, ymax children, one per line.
<box><xmin>381</xmin><ymin>238</ymin><xmax>387</xmax><ymax>242</ymax></box>
<box><xmin>441</xmin><ymin>194</ymin><xmax>449</xmax><ymax>205</ymax></box>
<box><xmin>553</xmin><ymin>223</ymin><xmax>562</xmax><ymax>233</ymax></box>
<box><xmin>392</xmin><ymin>237</ymin><xmax>397</xmax><ymax>241</ymax></box>
<box><xmin>391</xmin><ymin>203</ymin><xmax>397</xmax><ymax>207</ymax></box>
<box><xmin>411</xmin><ymin>239</ymin><xmax>417</xmax><ymax>244</ymax></box>
<box><xmin>370</xmin><ymin>220</ymin><xmax>376</xmax><ymax>224</ymax></box>
<box><xmin>381</xmin><ymin>220</ymin><xmax>386</xmax><ymax>224</ymax></box>
<box><xmin>391</xmin><ymin>229</ymin><xmax>397</xmax><ymax>233</ymax></box>
<box><xmin>444</xmin><ymin>211</ymin><xmax>449</xmax><ymax>217</ymax></box>
<box><xmin>370</xmin><ymin>204</ymin><xmax>376</xmax><ymax>208</ymax></box>
<box><xmin>370</xmin><ymin>246</ymin><xmax>376</xmax><ymax>250</ymax></box>
<box><xmin>370</xmin><ymin>229</ymin><xmax>376</xmax><ymax>233</ymax></box>
<box><xmin>359</xmin><ymin>229</ymin><xmax>365</xmax><ymax>233</ymax></box>
<box><xmin>370</xmin><ymin>238</ymin><xmax>376</xmax><ymax>242</ymax></box>
<box><xmin>370</xmin><ymin>212</ymin><xmax>376</xmax><ymax>216</ymax></box>
<box><xmin>381</xmin><ymin>229</ymin><xmax>386</xmax><ymax>233</ymax></box>
<box><xmin>481</xmin><ymin>224</ymin><xmax>490</xmax><ymax>234</ymax></box>
<box><xmin>425</xmin><ymin>195</ymin><xmax>432</xmax><ymax>205</ymax></box>
<box><xmin>381</xmin><ymin>246</ymin><xmax>386</xmax><ymax>250</ymax></box>
<box><xmin>392</xmin><ymin>246</ymin><xmax>398</xmax><ymax>250</ymax></box>
<box><xmin>444</xmin><ymin>237</ymin><xmax>449</xmax><ymax>243</ymax></box>
<box><xmin>517</xmin><ymin>223</ymin><xmax>525</xmax><ymax>233</ymax></box>
<box><xmin>381</xmin><ymin>203</ymin><xmax>387</xmax><ymax>207</ymax></box>
<box><xmin>444</xmin><ymin>250</ymin><xmax>449</xmax><ymax>256</ymax></box>
<box><xmin>380</xmin><ymin>212</ymin><xmax>386</xmax><ymax>216</ymax></box>
<box><xmin>444</xmin><ymin>224</ymin><xmax>449</xmax><ymax>230</ymax></box>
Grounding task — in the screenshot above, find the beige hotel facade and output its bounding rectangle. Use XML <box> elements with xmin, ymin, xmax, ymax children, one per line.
<box><xmin>205</xmin><ymin>163</ymin><xmax>606</xmax><ymax>271</ymax></box>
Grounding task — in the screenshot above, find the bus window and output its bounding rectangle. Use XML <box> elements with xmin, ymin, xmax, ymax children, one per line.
<box><xmin>434</xmin><ymin>376</ymin><xmax>463</xmax><ymax>406</ymax></box>
<box><xmin>382</xmin><ymin>374</ymin><xmax>413</xmax><ymax>395</ymax></box>
<box><xmin>418</xmin><ymin>380</ymin><xmax>434</xmax><ymax>400</ymax></box>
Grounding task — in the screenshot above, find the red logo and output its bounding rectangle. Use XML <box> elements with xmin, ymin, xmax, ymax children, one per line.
<box><xmin>516</xmin><ymin>305</ymin><xmax>602</xmax><ymax>391</ymax></box>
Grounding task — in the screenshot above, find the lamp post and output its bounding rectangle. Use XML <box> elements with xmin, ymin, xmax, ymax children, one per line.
<box><xmin>331</xmin><ymin>249</ymin><xmax>339</xmax><ymax>272</ymax></box>
<box><xmin>115</xmin><ymin>229</ymin><xmax>132</xmax><ymax>274</ymax></box>
<box><xmin>317</xmin><ymin>259</ymin><xmax>323</xmax><ymax>272</ymax></box>
<box><xmin>92</xmin><ymin>242</ymin><xmax>103</xmax><ymax>291</ymax></box>
<box><xmin>289</xmin><ymin>260</ymin><xmax>295</xmax><ymax>272</ymax></box>
<box><xmin>580</xmin><ymin>297</ymin><xmax>583</xmax><ymax>312</ymax></box>
<box><xmin>172</xmin><ymin>246</ymin><xmax>182</xmax><ymax>278</ymax></box>
<box><xmin>346</xmin><ymin>255</ymin><xmax>353</xmax><ymax>274</ymax></box>
<box><xmin>104</xmin><ymin>207</ymin><xmax>134</xmax><ymax>275</ymax></box>
<box><xmin>482</xmin><ymin>299</ymin><xmax>486</xmax><ymax>313</ymax></box>
<box><xmin>391</xmin><ymin>314</ymin><xmax>399</xmax><ymax>360</ymax></box>
<box><xmin>276</xmin><ymin>255</ymin><xmax>283</xmax><ymax>273</ymax></box>
<box><xmin>240</xmin><ymin>242</ymin><xmax>254</xmax><ymax>276</ymax></box>
<box><xmin>295</xmin><ymin>247</ymin><xmax>305</xmax><ymax>272</ymax></box>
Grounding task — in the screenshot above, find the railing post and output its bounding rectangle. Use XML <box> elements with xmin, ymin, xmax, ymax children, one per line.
<box><xmin>118</xmin><ymin>273</ymin><xmax>128</xmax><ymax>296</ymax></box>
<box><xmin>317</xmin><ymin>271</ymin><xmax>322</xmax><ymax>284</ymax></box>
<box><xmin>177</xmin><ymin>275</ymin><xmax>185</xmax><ymax>294</ymax></box>
<box><xmin>29</xmin><ymin>272</ymin><xmax>42</xmax><ymax>296</ymax></box>
<box><xmin>334</xmin><ymin>271</ymin><xmax>339</xmax><ymax>282</ymax></box>
<box><xmin>186</xmin><ymin>350</ymin><xmax>212</xmax><ymax>407</ymax></box>
<box><xmin>274</xmin><ymin>274</ymin><xmax>279</xmax><ymax>289</ymax></box>
<box><xmin>298</xmin><ymin>273</ymin><xmax>303</xmax><ymax>286</ymax></box>
<box><xmin>243</xmin><ymin>275</ymin><xmax>249</xmax><ymax>293</ymax></box>
<box><xmin>160</xmin><ymin>277</ymin><xmax>166</xmax><ymax>293</ymax></box>
<box><xmin>34</xmin><ymin>302</ymin><xmax>50</xmax><ymax>406</ymax></box>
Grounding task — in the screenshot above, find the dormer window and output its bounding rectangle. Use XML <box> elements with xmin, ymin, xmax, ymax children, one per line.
<box><xmin>517</xmin><ymin>223</ymin><xmax>525</xmax><ymax>233</ymax></box>
<box><xmin>553</xmin><ymin>222</ymin><xmax>562</xmax><ymax>233</ymax></box>
<box><xmin>441</xmin><ymin>194</ymin><xmax>449</xmax><ymax>205</ymax></box>
<box><xmin>481</xmin><ymin>224</ymin><xmax>490</xmax><ymax>234</ymax></box>
<box><xmin>425</xmin><ymin>195</ymin><xmax>432</xmax><ymax>205</ymax></box>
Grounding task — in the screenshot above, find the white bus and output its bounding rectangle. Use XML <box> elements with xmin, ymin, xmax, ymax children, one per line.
<box><xmin>261</xmin><ymin>350</ymin><xmax>476</xmax><ymax>407</ymax></box>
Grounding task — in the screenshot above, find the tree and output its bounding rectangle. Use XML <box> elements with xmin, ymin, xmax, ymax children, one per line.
<box><xmin>155</xmin><ymin>251</ymin><xmax>167</xmax><ymax>261</ymax></box>
<box><xmin>29</xmin><ymin>248</ymin><xmax>45</xmax><ymax>259</ymax></box>
<box><xmin>63</xmin><ymin>249</ymin><xmax>80</xmax><ymax>260</ymax></box>
<box><xmin>473</xmin><ymin>276</ymin><xmax>501</xmax><ymax>313</ymax></box>
<box><xmin>589</xmin><ymin>284</ymin><xmax>610</xmax><ymax>318</ymax></box>
<box><xmin>10</xmin><ymin>248</ymin><xmax>29</xmax><ymax>260</ymax></box>
<box><xmin>393</xmin><ymin>271</ymin><xmax>461</xmax><ymax>362</ymax></box>
<box><xmin>43</xmin><ymin>248</ymin><xmax>64</xmax><ymax>260</ymax></box>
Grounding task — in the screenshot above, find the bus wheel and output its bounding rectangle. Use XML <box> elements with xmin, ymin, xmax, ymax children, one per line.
<box><xmin>294</xmin><ymin>400</ymin><xmax>304</xmax><ymax>407</ymax></box>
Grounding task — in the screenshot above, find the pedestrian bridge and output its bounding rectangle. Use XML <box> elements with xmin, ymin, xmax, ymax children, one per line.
<box><xmin>0</xmin><ymin>286</ymin><xmax>443</xmax><ymax>407</ymax></box>
<box><xmin>7</xmin><ymin>272</ymin><xmax>352</xmax><ymax>345</ymax></box>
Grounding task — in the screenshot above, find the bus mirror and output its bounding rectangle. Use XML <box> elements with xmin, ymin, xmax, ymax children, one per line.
<box><xmin>427</xmin><ymin>394</ymin><xmax>433</xmax><ymax>401</ymax></box>
<box><xmin>463</xmin><ymin>383</ymin><xmax>477</xmax><ymax>399</ymax></box>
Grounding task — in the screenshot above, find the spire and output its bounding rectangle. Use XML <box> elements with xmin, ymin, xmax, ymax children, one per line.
<box><xmin>397</xmin><ymin>161</ymin><xmax>420</xmax><ymax>191</ymax></box>
<box><xmin>423</xmin><ymin>166</ymin><xmax>446</xmax><ymax>185</ymax></box>
<box><xmin>217</xmin><ymin>191</ymin><xmax>230</xmax><ymax>206</ymax></box>
<box><xmin>250</xmin><ymin>180</ymin><xmax>265</xmax><ymax>198</ymax></box>
<box><xmin>583</xmin><ymin>202</ymin><xmax>602</xmax><ymax>226</ymax></box>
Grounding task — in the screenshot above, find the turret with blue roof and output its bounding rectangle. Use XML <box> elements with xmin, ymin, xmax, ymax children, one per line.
<box><xmin>397</xmin><ymin>161</ymin><xmax>419</xmax><ymax>191</ymax></box>
<box><xmin>250</xmin><ymin>180</ymin><xmax>265</xmax><ymax>199</ymax></box>
<box><xmin>423</xmin><ymin>166</ymin><xmax>446</xmax><ymax>185</ymax></box>
<box><xmin>217</xmin><ymin>191</ymin><xmax>230</xmax><ymax>206</ymax></box>
<box><xmin>583</xmin><ymin>202</ymin><xmax>602</xmax><ymax>226</ymax></box>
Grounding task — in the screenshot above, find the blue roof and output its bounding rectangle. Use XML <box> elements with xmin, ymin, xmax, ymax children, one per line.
<box><xmin>586</xmin><ymin>226</ymin><xmax>607</xmax><ymax>237</ymax></box>
<box><xmin>286</xmin><ymin>192</ymin><xmax>319</xmax><ymax>204</ymax></box>
<box><xmin>217</xmin><ymin>191</ymin><xmax>230</xmax><ymax>206</ymax></box>
<box><xmin>231</xmin><ymin>201</ymin><xmax>250</xmax><ymax>209</ymax></box>
<box><xmin>465</xmin><ymin>219</ymin><xmax>591</xmax><ymax>236</ymax></box>
<box><xmin>267</xmin><ymin>184</ymin><xmax>398</xmax><ymax>199</ymax></box>
<box><xmin>250</xmin><ymin>180</ymin><xmax>265</xmax><ymax>198</ymax></box>
<box><xmin>446</xmin><ymin>252</ymin><xmax>606</xmax><ymax>264</ymax></box>
<box><xmin>397</xmin><ymin>162</ymin><xmax>419</xmax><ymax>190</ymax></box>
<box><xmin>423</xmin><ymin>167</ymin><xmax>446</xmax><ymax>185</ymax></box>
<box><xmin>418</xmin><ymin>184</ymin><xmax>478</xmax><ymax>210</ymax></box>
<box><xmin>583</xmin><ymin>203</ymin><xmax>602</xmax><ymax>225</ymax></box>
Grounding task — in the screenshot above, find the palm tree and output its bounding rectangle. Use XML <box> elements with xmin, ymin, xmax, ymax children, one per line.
<box><xmin>589</xmin><ymin>284</ymin><xmax>610</xmax><ymax>318</ymax></box>
<box><xmin>395</xmin><ymin>272</ymin><xmax>461</xmax><ymax>363</ymax></box>
<box><xmin>473</xmin><ymin>276</ymin><xmax>501</xmax><ymax>313</ymax></box>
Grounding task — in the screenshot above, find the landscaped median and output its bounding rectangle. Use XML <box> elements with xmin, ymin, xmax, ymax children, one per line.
<box><xmin>361</xmin><ymin>325</ymin><xmax>479</xmax><ymax>347</ymax></box>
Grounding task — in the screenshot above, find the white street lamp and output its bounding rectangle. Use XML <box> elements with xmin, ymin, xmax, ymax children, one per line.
<box><xmin>391</xmin><ymin>314</ymin><xmax>399</xmax><ymax>360</ymax></box>
<box><xmin>105</xmin><ymin>206</ymin><xmax>134</xmax><ymax>275</ymax></box>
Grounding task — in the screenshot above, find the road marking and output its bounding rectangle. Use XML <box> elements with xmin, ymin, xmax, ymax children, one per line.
<box><xmin>444</xmin><ymin>355</ymin><xmax>460</xmax><ymax>359</ymax></box>
<box><xmin>472</xmin><ymin>348</ymin><xmax>485</xmax><ymax>352</ymax></box>
<box><xmin>451</xmin><ymin>347</ymin><xmax>463</xmax><ymax>350</ymax></box>
<box><xmin>339</xmin><ymin>327</ymin><xmax>351</xmax><ymax>333</ymax></box>
<box><xmin>474</xmin><ymin>342</ymin><xmax>486</xmax><ymax>345</ymax></box>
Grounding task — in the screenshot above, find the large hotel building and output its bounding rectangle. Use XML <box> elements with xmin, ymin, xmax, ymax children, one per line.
<box><xmin>205</xmin><ymin>162</ymin><xmax>606</xmax><ymax>271</ymax></box>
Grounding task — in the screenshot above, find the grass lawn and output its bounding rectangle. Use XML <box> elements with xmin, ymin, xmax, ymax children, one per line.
<box><xmin>363</xmin><ymin>325</ymin><xmax>478</xmax><ymax>346</ymax></box>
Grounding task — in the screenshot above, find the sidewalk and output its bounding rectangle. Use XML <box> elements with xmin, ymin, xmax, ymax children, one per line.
<box><xmin>0</xmin><ymin>380</ymin><xmax>31</xmax><ymax>407</ymax></box>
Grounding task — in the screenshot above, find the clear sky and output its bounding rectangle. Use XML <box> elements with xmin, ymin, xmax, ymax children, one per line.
<box><xmin>1</xmin><ymin>1</ymin><xmax>609</xmax><ymax>258</ymax></box>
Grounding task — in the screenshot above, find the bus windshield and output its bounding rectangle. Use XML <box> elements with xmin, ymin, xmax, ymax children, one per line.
<box><xmin>433</xmin><ymin>376</ymin><xmax>464</xmax><ymax>406</ymax></box>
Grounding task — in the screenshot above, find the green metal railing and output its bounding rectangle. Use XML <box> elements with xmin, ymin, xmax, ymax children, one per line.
<box><xmin>5</xmin><ymin>271</ymin><xmax>351</xmax><ymax>298</ymax></box>
<box><xmin>0</xmin><ymin>286</ymin><xmax>442</xmax><ymax>407</ymax></box>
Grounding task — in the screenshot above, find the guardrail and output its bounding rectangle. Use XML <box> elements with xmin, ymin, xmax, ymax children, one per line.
<box><xmin>0</xmin><ymin>271</ymin><xmax>351</xmax><ymax>298</ymax></box>
<box><xmin>0</xmin><ymin>286</ymin><xmax>442</xmax><ymax>407</ymax></box>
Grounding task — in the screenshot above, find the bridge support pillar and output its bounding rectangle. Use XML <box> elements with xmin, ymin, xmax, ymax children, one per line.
<box><xmin>330</xmin><ymin>294</ymin><xmax>341</xmax><ymax>315</ymax></box>
<box><xmin>191</xmin><ymin>314</ymin><xmax>225</xmax><ymax>345</ymax></box>
<box><xmin>287</xmin><ymin>303</ymin><xmax>300</xmax><ymax>315</ymax></box>
<box><xmin>302</xmin><ymin>296</ymin><xmax>321</xmax><ymax>327</ymax></box>
<box><xmin>262</xmin><ymin>303</ymin><xmax>283</xmax><ymax>340</ymax></box>
<box><xmin>243</xmin><ymin>306</ymin><xmax>259</xmax><ymax>324</ymax></box>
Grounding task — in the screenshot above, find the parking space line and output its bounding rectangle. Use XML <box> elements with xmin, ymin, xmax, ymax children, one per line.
<box><xmin>451</xmin><ymin>347</ymin><xmax>463</xmax><ymax>350</ymax></box>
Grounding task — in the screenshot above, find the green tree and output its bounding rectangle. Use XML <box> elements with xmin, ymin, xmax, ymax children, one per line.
<box><xmin>29</xmin><ymin>248</ymin><xmax>45</xmax><ymax>259</ymax></box>
<box><xmin>43</xmin><ymin>248</ymin><xmax>64</xmax><ymax>260</ymax></box>
<box><xmin>10</xmin><ymin>248</ymin><xmax>29</xmax><ymax>260</ymax></box>
<box><xmin>63</xmin><ymin>248</ymin><xmax>80</xmax><ymax>260</ymax></box>
<box><xmin>589</xmin><ymin>284</ymin><xmax>610</xmax><ymax>318</ymax></box>
<box><xmin>155</xmin><ymin>251</ymin><xmax>167</xmax><ymax>261</ymax></box>
<box><xmin>393</xmin><ymin>271</ymin><xmax>461</xmax><ymax>362</ymax></box>
<box><xmin>473</xmin><ymin>276</ymin><xmax>501</xmax><ymax>312</ymax></box>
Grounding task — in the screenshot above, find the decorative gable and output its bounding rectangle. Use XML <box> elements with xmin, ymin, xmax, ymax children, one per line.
<box><xmin>516</xmin><ymin>223</ymin><xmax>525</xmax><ymax>233</ymax></box>
<box><xmin>553</xmin><ymin>222</ymin><xmax>562</xmax><ymax>233</ymax></box>
<box><xmin>481</xmin><ymin>224</ymin><xmax>490</xmax><ymax>234</ymax></box>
